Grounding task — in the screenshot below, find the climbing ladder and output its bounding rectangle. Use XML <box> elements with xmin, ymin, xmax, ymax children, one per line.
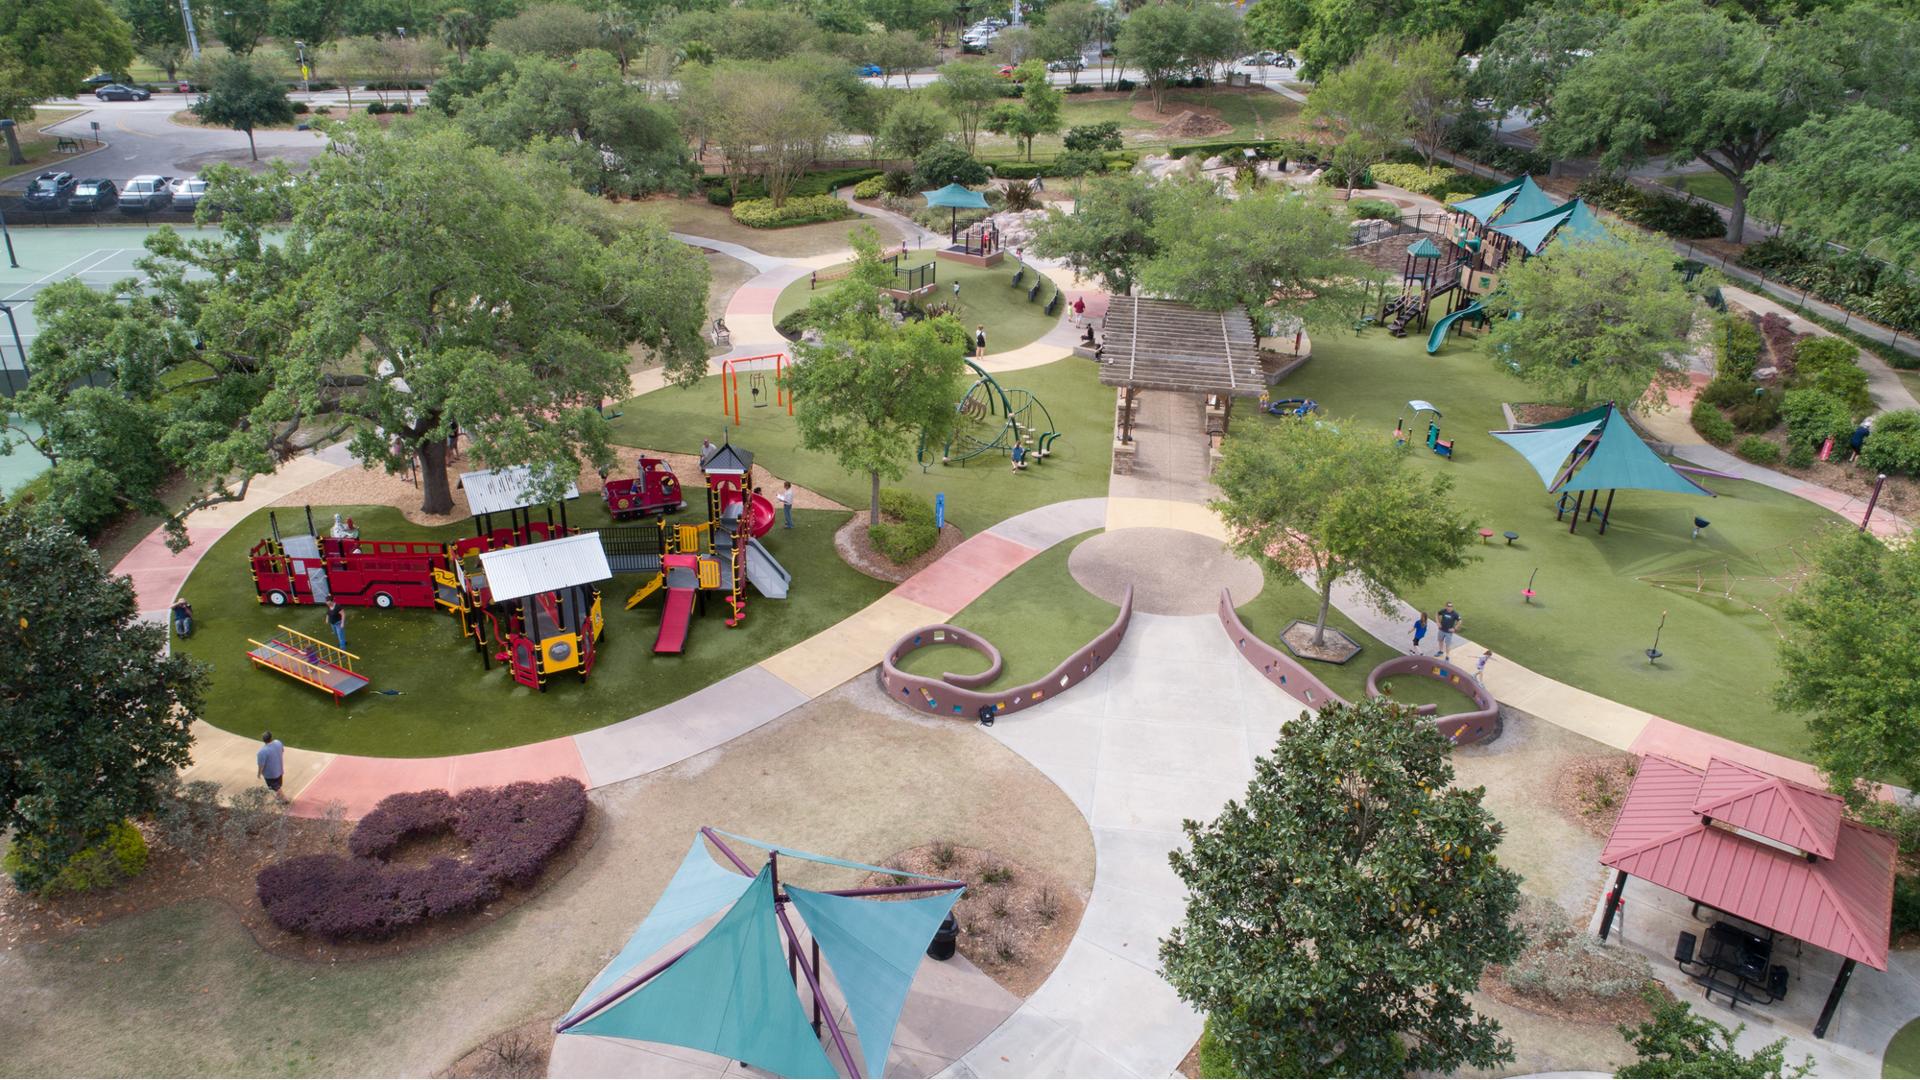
<box><xmin>246</xmin><ymin>625</ymin><xmax>369</xmax><ymax>704</ymax></box>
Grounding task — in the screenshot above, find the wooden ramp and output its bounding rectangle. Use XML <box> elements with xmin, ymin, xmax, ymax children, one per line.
<box><xmin>247</xmin><ymin>626</ymin><xmax>369</xmax><ymax>704</ymax></box>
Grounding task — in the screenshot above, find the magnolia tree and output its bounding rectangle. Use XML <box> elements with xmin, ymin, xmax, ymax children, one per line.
<box><xmin>1162</xmin><ymin>697</ymin><xmax>1525</xmax><ymax>1077</ymax></box>
<box><xmin>1211</xmin><ymin>417</ymin><xmax>1476</xmax><ymax>648</ymax></box>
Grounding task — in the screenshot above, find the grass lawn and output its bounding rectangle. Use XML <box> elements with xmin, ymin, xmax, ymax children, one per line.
<box><xmin>1658</xmin><ymin>172</ymin><xmax>1739</xmax><ymax>208</ymax></box>
<box><xmin>0</xmin><ymin>108</ymin><xmax>86</xmax><ymax>181</ymax></box>
<box><xmin>1275</xmin><ymin>326</ymin><xmax>1845</xmax><ymax>760</ymax></box>
<box><xmin>977</xmin><ymin>86</ymin><xmax>1302</xmax><ymax>160</ymax></box>
<box><xmin>773</xmin><ymin>256</ymin><xmax>1062</xmax><ymax>353</ymax></box>
<box><xmin>895</xmin><ymin>530</ymin><xmax>1117</xmax><ymax>690</ymax></box>
<box><xmin>608</xmin><ymin>356</ymin><xmax>1113</xmax><ymax>534</ymax></box>
<box><xmin>1886</xmin><ymin>1016</ymin><xmax>1920</xmax><ymax>1079</ymax></box>
<box><xmin>611</xmin><ymin>197</ymin><xmax>902</xmax><ymax>258</ymax></box>
<box><xmin>173</xmin><ymin>499</ymin><xmax>889</xmax><ymax>757</ymax></box>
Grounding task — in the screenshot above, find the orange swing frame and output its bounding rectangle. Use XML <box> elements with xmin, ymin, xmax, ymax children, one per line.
<box><xmin>720</xmin><ymin>354</ymin><xmax>790</xmax><ymax>427</ymax></box>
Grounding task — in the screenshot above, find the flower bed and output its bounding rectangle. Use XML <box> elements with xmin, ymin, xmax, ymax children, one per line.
<box><xmin>257</xmin><ymin>778</ymin><xmax>588</xmax><ymax>941</ymax></box>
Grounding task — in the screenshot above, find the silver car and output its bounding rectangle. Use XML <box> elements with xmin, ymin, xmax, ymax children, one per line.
<box><xmin>119</xmin><ymin>175</ymin><xmax>174</xmax><ymax>212</ymax></box>
<box><xmin>171</xmin><ymin>175</ymin><xmax>208</xmax><ymax>210</ymax></box>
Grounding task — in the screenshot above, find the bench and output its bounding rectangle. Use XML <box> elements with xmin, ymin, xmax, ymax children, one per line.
<box><xmin>1026</xmin><ymin>280</ymin><xmax>1042</xmax><ymax>303</ymax></box>
<box><xmin>1044</xmin><ymin>291</ymin><xmax>1062</xmax><ymax>316</ymax></box>
<box><xmin>55</xmin><ymin>137</ymin><xmax>82</xmax><ymax>154</ymax></box>
<box><xmin>707</xmin><ymin>318</ymin><xmax>731</xmax><ymax>348</ymax></box>
<box><xmin>1010</xmin><ymin>267</ymin><xmax>1026</xmax><ymax>288</ymax></box>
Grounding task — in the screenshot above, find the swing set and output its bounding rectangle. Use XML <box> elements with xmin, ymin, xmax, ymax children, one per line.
<box><xmin>720</xmin><ymin>354</ymin><xmax>790</xmax><ymax>427</ymax></box>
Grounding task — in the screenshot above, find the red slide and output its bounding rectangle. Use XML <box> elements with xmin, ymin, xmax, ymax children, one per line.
<box><xmin>718</xmin><ymin>488</ymin><xmax>778</xmax><ymax>538</ymax></box>
<box><xmin>653</xmin><ymin>587</ymin><xmax>696</xmax><ymax>654</ymax></box>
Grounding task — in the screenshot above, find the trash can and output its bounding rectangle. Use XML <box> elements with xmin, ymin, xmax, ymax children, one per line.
<box><xmin>927</xmin><ymin>914</ymin><xmax>959</xmax><ymax>961</ymax></box>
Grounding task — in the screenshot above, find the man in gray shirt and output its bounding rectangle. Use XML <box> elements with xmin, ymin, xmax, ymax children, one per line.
<box><xmin>257</xmin><ymin>732</ymin><xmax>286</xmax><ymax>802</ymax></box>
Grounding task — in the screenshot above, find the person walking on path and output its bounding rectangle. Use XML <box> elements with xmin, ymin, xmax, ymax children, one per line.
<box><xmin>778</xmin><ymin>481</ymin><xmax>795</xmax><ymax>529</ymax></box>
<box><xmin>326</xmin><ymin>600</ymin><xmax>347</xmax><ymax>650</ymax></box>
<box><xmin>1436</xmin><ymin>602</ymin><xmax>1462</xmax><ymax>659</ymax></box>
<box><xmin>1071</xmin><ymin>296</ymin><xmax>1087</xmax><ymax>325</ymax></box>
<box><xmin>1474</xmin><ymin>649</ymin><xmax>1493</xmax><ymax>685</ymax></box>
<box><xmin>974</xmin><ymin>325</ymin><xmax>987</xmax><ymax>360</ymax></box>
<box><xmin>1011</xmin><ymin>442</ymin><xmax>1027</xmax><ymax>472</ymax></box>
<box><xmin>170</xmin><ymin>598</ymin><xmax>193</xmax><ymax>639</ymax></box>
<box><xmin>701</xmin><ymin>436</ymin><xmax>716</xmax><ymax>461</ymax></box>
<box><xmin>952</xmin><ymin>280</ymin><xmax>961</xmax><ymax>305</ymax></box>
<box><xmin>1410</xmin><ymin>611</ymin><xmax>1428</xmax><ymax>653</ymax></box>
<box><xmin>257</xmin><ymin>732</ymin><xmax>287</xmax><ymax>802</ymax></box>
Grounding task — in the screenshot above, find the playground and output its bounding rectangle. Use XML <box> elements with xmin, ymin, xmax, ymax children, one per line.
<box><xmin>772</xmin><ymin>256</ymin><xmax>1063</xmax><ymax>356</ymax></box>
<box><xmin>174</xmin><ymin>496</ymin><xmax>889</xmax><ymax>757</ymax></box>
<box><xmin>608</xmin><ymin>357</ymin><xmax>1113</xmax><ymax>534</ymax></box>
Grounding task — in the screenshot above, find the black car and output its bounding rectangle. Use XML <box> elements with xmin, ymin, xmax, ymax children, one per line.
<box><xmin>22</xmin><ymin>171</ymin><xmax>77</xmax><ymax>210</ymax></box>
<box><xmin>67</xmin><ymin>178</ymin><xmax>118</xmax><ymax>212</ymax></box>
<box><xmin>94</xmin><ymin>83</ymin><xmax>151</xmax><ymax>102</ymax></box>
<box><xmin>82</xmin><ymin>72</ymin><xmax>131</xmax><ymax>87</ymax></box>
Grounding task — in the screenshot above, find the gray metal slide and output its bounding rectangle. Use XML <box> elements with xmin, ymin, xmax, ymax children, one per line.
<box><xmin>744</xmin><ymin>538</ymin><xmax>791</xmax><ymax>599</ymax></box>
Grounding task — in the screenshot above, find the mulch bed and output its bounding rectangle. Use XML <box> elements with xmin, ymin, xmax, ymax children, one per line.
<box><xmin>0</xmin><ymin>807</ymin><xmax>601</xmax><ymax>963</ymax></box>
<box><xmin>1550</xmin><ymin>753</ymin><xmax>1639</xmax><ymax>839</ymax></box>
<box><xmin>1280</xmin><ymin>621</ymin><xmax>1362</xmax><ymax>664</ymax></box>
<box><xmin>860</xmin><ymin>844</ymin><xmax>1084</xmax><ymax>999</ymax></box>
<box><xmin>833</xmin><ymin>514</ymin><xmax>966</xmax><ymax>584</ymax></box>
<box><xmin>440</xmin><ymin>1018</ymin><xmax>554</xmax><ymax>1079</ymax></box>
<box><xmin>1511</xmin><ymin>403</ymin><xmax>1584</xmax><ymax>426</ymax></box>
<box><xmin>1480</xmin><ymin>964</ymin><xmax>1667</xmax><ymax>1029</ymax></box>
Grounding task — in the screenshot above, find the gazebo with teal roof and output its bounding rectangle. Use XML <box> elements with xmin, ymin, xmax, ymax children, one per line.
<box><xmin>1489</xmin><ymin>402</ymin><xmax>1715</xmax><ymax>534</ymax></box>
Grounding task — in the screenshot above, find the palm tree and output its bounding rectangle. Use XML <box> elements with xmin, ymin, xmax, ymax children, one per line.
<box><xmin>439</xmin><ymin>8</ymin><xmax>482</xmax><ymax>64</ymax></box>
<box><xmin>598</xmin><ymin>11</ymin><xmax>641</xmax><ymax>77</ymax></box>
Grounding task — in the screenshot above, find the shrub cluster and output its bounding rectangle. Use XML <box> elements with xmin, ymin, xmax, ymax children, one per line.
<box><xmin>1370</xmin><ymin>163</ymin><xmax>1479</xmax><ymax>200</ymax></box>
<box><xmin>1861</xmin><ymin>410</ymin><xmax>1920</xmax><ymax>475</ymax></box>
<box><xmin>1781</xmin><ymin>388</ymin><xmax>1854</xmax><ymax>453</ymax></box>
<box><xmin>1718</xmin><ymin>315</ymin><xmax>1762</xmax><ymax>379</ymax></box>
<box><xmin>731</xmin><ymin>194</ymin><xmax>853</xmax><ymax>229</ymax></box>
<box><xmin>1348</xmin><ymin>198</ymin><xmax>1401</xmax><ymax>223</ymax></box>
<box><xmin>851</xmin><ymin>174</ymin><xmax>888</xmax><ymax>199</ymax></box>
<box><xmin>1793</xmin><ymin>337</ymin><xmax>1873</xmax><ymax>415</ymax></box>
<box><xmin>699</xmin><ymin>167</ymin><xmax>881</xmax><ymax>207</ymax></box>
<box><xmin>1736</xmin><ymin>435</ymin><xmax>1781</xmax><ymax>464</ymax></box>
<box><xmin>256</xmin><ymin>778</ymin><xmax>588</xmax><ymax>941</ymax></box>
<box><xmin>1738</xmin><ymin>237</ymin><xmax>1920</xmax><ymax>338</ymax></box>
<box><xmin>868</xmin><ymin>487</ymin><xmax>940</xmax><ymax>564</ymax></box>
<box><xmin>2</xmin><ymin>820</ymin><xmax>149</xmax><ymax>895</ymax></box>
<box><xmin>1573</xmin><ymin>177</ymin><xmax>1724</xmax><ymax>240</ymax></box>
<box><xmin>1690</xmin><ymin>400</ymin><xmax>1735</xmax><ymax>445</ymax></box>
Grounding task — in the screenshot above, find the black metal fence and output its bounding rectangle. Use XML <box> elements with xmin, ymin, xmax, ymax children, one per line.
<box><xmin>0</xmin><ymin>197</ymin><xmax>210</xmax><ymax>229</ymax></box>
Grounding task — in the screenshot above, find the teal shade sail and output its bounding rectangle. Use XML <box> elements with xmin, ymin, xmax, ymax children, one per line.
<box><xmin>921</xmin><ymin>183</ymin><xmax>989</xmax><ymax>210</ymax></box>
<box><xmin>1498</xmin><ymin>177</ymin><xmax>1561</xmax><ymax>227</ymax></box>
<box><xmin>1491</xmin><ymin>414</ymin><xmax>1605</xmax><ymax>488</ymax></box>
<box><xmin>1448</xmin><ymin>176</ymin><xmax>1525</xmax><ymax>224</ymax></box>
<box><xmin>788</xmin><ymin>885</ymin><xmax>963</xmax><ymax>1079</ymax></box>
<box><xmin>1490</xmin><ymin>403</ymin><xmax>1711</xmax><ymax>495</ymax></box>
<box><xmin>1493</xmin><ymin>198</ymin><xmax>1617</xmax><ymax>255</ymax></box>
<box><xmin>1407</xmin><ymin>237</ymin><xmax>1443</xmax><ymax>259</ymax></box>
<box><xmin>568</xmin><ymin>866</ymin><xmax>840</xmax><ymax>1079</ymax></box>
<box><xmin>569</xmin><ymin>836</ymin><xmax>756</xmax><ymax>1012</ymax></box>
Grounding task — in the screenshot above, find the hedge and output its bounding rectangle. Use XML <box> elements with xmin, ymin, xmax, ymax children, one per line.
<box><xmin>1167</xmin><ymin>137</ymin><xmax>1324</xmax><ymax>162</ymax></box>
<box><xmin>1719</xmin><ymin>315</ymin><xmax>1762</xmax><ymax>379</ymax></box>
<box><xmin>700</xmin><ymin>167</ymin><xmax>883</xmax><ymax>207</ymax></box>
<box><xmin>1348</xmin><ymin>199</ymin><xmax>1401</xmax><ymax>223</ymax></box>
<box><xmin>869</xmin><ymin>487</ymin><xmax>940</xmax><ymax>564</ymax></box>
<box><xmin>732</xmin><ymin>195</ymin><xmax>854</xmax><ymax>229</ymax></box>
<box><xmin>851</xmin><ymin>174</ymin><xmax>888</xmax><ymax>199</ymax></box>
<box><xmin>1862</xmin><ymin>410</ymin><xmax>1920</xmax><ymax>475</ymax></box>
<box><xmin>1370</xmin><ymin>163</ymin><xmax>1481</xmax><ymax>200</ymax></box>
<box><xmin>1779</xmin><ymin>301</ymin><xmax>1918</xmax><ymax>371</ymax></box>
<box><xmin>1793</xmin><ymin>337</ymin><xmax>1873</xmax><ymax>415</ymax></box>
<box><xmin>1573</xmin><ymin>177</ymin><xmax>1724</xmax><ymax>240</ymax></box>
<box><xmin>1781</xmin><ymin>388</ymin><xmax>1853</xmax><ymax>451</ymax></box>
<box><xmin>257</xmin><ymin>777</ymin><xmax>588</xmax><ymax>941</ymax></box>
<box><xmin>1739</xmin><ymin>237</ymin><xmax>1920</xmax><ymax>339</ymax></box>
<box><xmin>3</xmin><ymin>820</ymin><xmax>148</xmax><ymax>895</ymax></box>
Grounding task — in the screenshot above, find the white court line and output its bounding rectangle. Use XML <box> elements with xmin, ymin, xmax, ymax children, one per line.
<box><xmin>0</xmin><ymin>248</ymin><xmax>142</xmax><ymax>304</ymax></box>
<box><xmin>0</xmin><ymin>250</ymin><xmax>109</xmax><ymax>304</ymax></box>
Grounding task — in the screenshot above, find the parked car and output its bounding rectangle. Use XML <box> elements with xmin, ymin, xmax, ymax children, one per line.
<box><xmin>1046</xmin><ymin>58</ymin><xmax>1086</xmax><ymax>72</ymax></box>
<box><xmin>82</xmin><ymin>72</ymin><xmax>131</xmax><ymax>87</ymax></box>
<box><xmin>1239</xmin><ymin>51</ymin><xmax>1284</xmax><ymax>67</ymax></box>
<box><xmin>22</xmin><ymin>171</ymin><xmax>77</xmax><ymax>210</ymax></box>
<box><xmin>962</xmin><ymin>38</ymin><xmax>991</xmax><ymax>53</ymax></box>
<box><xmin>94</xmin><ymin>83</ymin><xmax>151</xmax><ymax>102</ymax></box>
<box><xmin>170</xmin><ymin>175</ymin><xmax>208</xmax><ymax>210</ymax></box>
<box><xmin>856</xmin><ymin>64</ymin><xmax>883</xmax><ymax>77</ymax></box>
<box><xmin>997</xmin><ymin>64</ymin><xmax>1017</xmax><ymax>78</ymax></box>
<box><xmin>67</xmin><ymin>178</ymin><xmax>118</xmax><ymax>212</ymax></box>
<box><xmin>119</xmin><ymin>175</ymin><xmax>175</xmax><ymax>212</ymax></box>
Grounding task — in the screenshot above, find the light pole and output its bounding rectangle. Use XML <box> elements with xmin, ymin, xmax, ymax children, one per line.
<box><xmin>0</xmin><ymin>201</ymin><xmax>18</xmax><ymax>270</ymax></box>
<box><xmin>296</xmin><ymin>40</ymin><xmax>310</xmax><ymax>94</ymax></box>
<box><xmin>1</xmin><ymin>302</ymin><xmax>28</xmax><ymax>396</ymax></box>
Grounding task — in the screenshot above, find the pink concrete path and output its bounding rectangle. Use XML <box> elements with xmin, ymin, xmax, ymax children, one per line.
<box><xmin>290</xmin><ymin>737</ymin><xmax>592</xmax><ymax>818</ymax></box>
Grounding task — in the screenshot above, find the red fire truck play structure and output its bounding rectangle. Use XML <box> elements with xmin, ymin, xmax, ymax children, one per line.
<box><xmin>601</xmin><ymin>455</ymin><xmax>685</xmax><ymax>520</ymax></box>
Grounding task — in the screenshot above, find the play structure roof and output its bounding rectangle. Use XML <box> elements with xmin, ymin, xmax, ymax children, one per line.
<box><xmin>1098</xmin><ymin>297</ymin><xmax>1265</xmax><ymax>397</ymax></box>
<box><xmin>1490</xmin><ymin>402</ymin><xmax>1710</xmax><ymax>496</ymax></box>
<box><xmin>1601</xmin><ymin>756</ymin><xmax>1895</xmax><ymax>969</ymax></box>
<box><xmin>700</xmin><ymin>439</ymin><xmax>754</xmax><ymax>476</ymax></box>
<box><xmin>921</xmin><ymin>183</ymin><xmax>989</xmax><ymax>210</ymax></box>
<box><xmin>477</xmin><ymin>532</ymin><xmax>611</xmax><ymax>602</ymax></box>
<box><xmin>1449</xmin><ymin>175</ymin><xmax>1556</xmax><ymax>226</ymax></box>
<box><xmin>459</xmin><ymin>465</ymin><xmax>581</xmax><ymax>516</ymax></box>
<box><xmin>1407</xmin><ymin>237</ymin><xmax>1443</xmax><ymax>259</ymax></box>
<box><xmin>1492</xmin><ymin>197</ymin><xmax>1612</xmax><ymax>255</ymax></box>
<box><xmin>559</xmin><ymin>830</ymin><xmax>964</xmax><ymax>1078</ymax></box>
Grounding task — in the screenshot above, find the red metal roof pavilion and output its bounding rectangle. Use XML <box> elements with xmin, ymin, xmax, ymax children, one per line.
<box><xmin>1596</xmin><ymin>755</ymin><xmax>1897</xmax><ymax>1038</ymax></box>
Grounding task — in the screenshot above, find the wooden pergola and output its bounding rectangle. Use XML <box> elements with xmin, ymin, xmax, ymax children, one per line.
<box><xmin>1098</xmin><ymin>297</ymin><xmax>1265</xmax><ymax>443</ymax></box>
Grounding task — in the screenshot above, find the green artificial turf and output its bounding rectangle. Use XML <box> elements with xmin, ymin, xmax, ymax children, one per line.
<box><xmin>893</xmin><ymin>530</ymin><xmax>1117</xmax><ymax>691</ymax></box>
<box><xmin>173</xmin><ymin>499</ymin><xmax>889</xmax><ymax>757</ymax></box>
<box><xmin>774</xmin><ymin>257</ymin><xmax>1061</xmax><ymax>354</ymax></box>
<box><xmin>1886</xmin><ymin>1017</ymin><xmax>1920</xmax><ymax>1079</ymax></box>
<box><xmin>1276</xmin><ymin>326</ymin><xmax>1846</xmax><ymax>759</ymax></box>
<box><xmin>608</xmin><ymin>356</ymin><xmax>1114</xmax><ymax>534</ymax></box>
<box><xmin>1658</xmin><ymin>172</ymin><xmax>1739</xmax><ymax>208</ymax></box>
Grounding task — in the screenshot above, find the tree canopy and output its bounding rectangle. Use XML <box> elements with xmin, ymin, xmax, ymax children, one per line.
<box><xmin>1028</xmin><ymin>170</ymin><xmax>1162</xmax><ymax>295</ymax></box>
<box><xmin>984</xmin><ymin>61</ymin><xmax>1063</xmax><ymax>162</ymax></box>
<box><xmin>0</xmin><ymin>0</ymin><xmax>134</xmax><ymax>119</ymax></box>
<box><xmin>0</xmin><ymin>500</ymin><xmax>204</xmax><ymax>893</ymax></box>
<box><xmin>876</xmin><ymin>92</ymin><xmax>952</xmax><ymax>161</ymax></box>
<box><xmin>1304</xmin><ymin>36</ymin><xmax>1415</xmax><ymax>184</ymax></box>
<box><xmin>1161</xmin><ymin>696</ymin><xmax>1524</xmax><ymax>1077</ymax></box>
<box><xmin>1543</xmin><ymin>1</ymin><xmax>1842</xmax><ymax>242</ymax></box>
<box><xmin>1775</xmin><ymin>530</ymin><xmax>1920</xmax><ymax>805</ymax></box>
<box><xmin>189</xmin><ymin>55</ymin><xmax>297</xmax><ymax>161</ymax></box>
<box><xmin>784</xmin><ymin>229</ymin><xmax>968</xmax><ymax>526</ymax></box>
<box><xmin>934</xmin><ymin>59</ymin><xmax>1002</xmax><ymax>153</ymax></box>
<box><xmin>1749</xmin><ymin>106</ymin><xmax>1920</xmax><ymax>271</ymax></box>
<box><xmin>1470</xmin><ymin>0</ymin><xmax>1618</xmax><ymax>123</ymax></box>
<box><xmin>1115</xmin><ymin>1</ymin><xmax>1193</xmax><ymax>113</ymax></box>
<box><xmin>1484</xmin><ymin>228</ymin><xmax>1696</xmax><ymax>408</ymax></box>
<box><xmin>1210</xmin><ymin>416</ymin><xmax>1476</xmax><ymax>647</ymax></box>
<box><xmin>1616</xmin><ymin>993</ymin><xmax>1811</xmax><ymax>1079</ymax></box>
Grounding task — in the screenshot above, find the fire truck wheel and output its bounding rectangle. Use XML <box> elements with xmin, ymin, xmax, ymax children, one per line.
<box><xmin>267</xmin><ymin>590</ymin><xmax>289</xmax><ymax>606</ymax></box>
<box><xmin>373</xmin><ymin>592</ymin><xmax>395</xmax><ymax>609</ymax></box>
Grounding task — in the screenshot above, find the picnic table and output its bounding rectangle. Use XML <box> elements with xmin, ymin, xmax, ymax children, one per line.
<box><xmin>1677</xmin><ymin>921</ymin><xmax>1789</xmax><ymax>1008</ymax></box>
<box><xmin>55</xmin><ymin>137</ymin><xmax>82</xmax><ymax>154</ymax></box>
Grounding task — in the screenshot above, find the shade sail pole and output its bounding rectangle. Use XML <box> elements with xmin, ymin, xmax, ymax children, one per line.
<box><xmin>554</xmin><ymin>943</ymin><xmax>698</xmax><ymax>1033</ymax></box>
<box><xmin>1814</xmin><ymin>958</ymin><xmax>1856</xmax><ymax>1039</ymax></box>
<box><xmin>771</xmin><ymin>871</ymin><xmax>863</xmax><ymax>1078</ymax></box>
<box><xmin>1599</xmin><ymin>489</ymin><xmax>1616</xmax><ymax>534</ymax></box>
